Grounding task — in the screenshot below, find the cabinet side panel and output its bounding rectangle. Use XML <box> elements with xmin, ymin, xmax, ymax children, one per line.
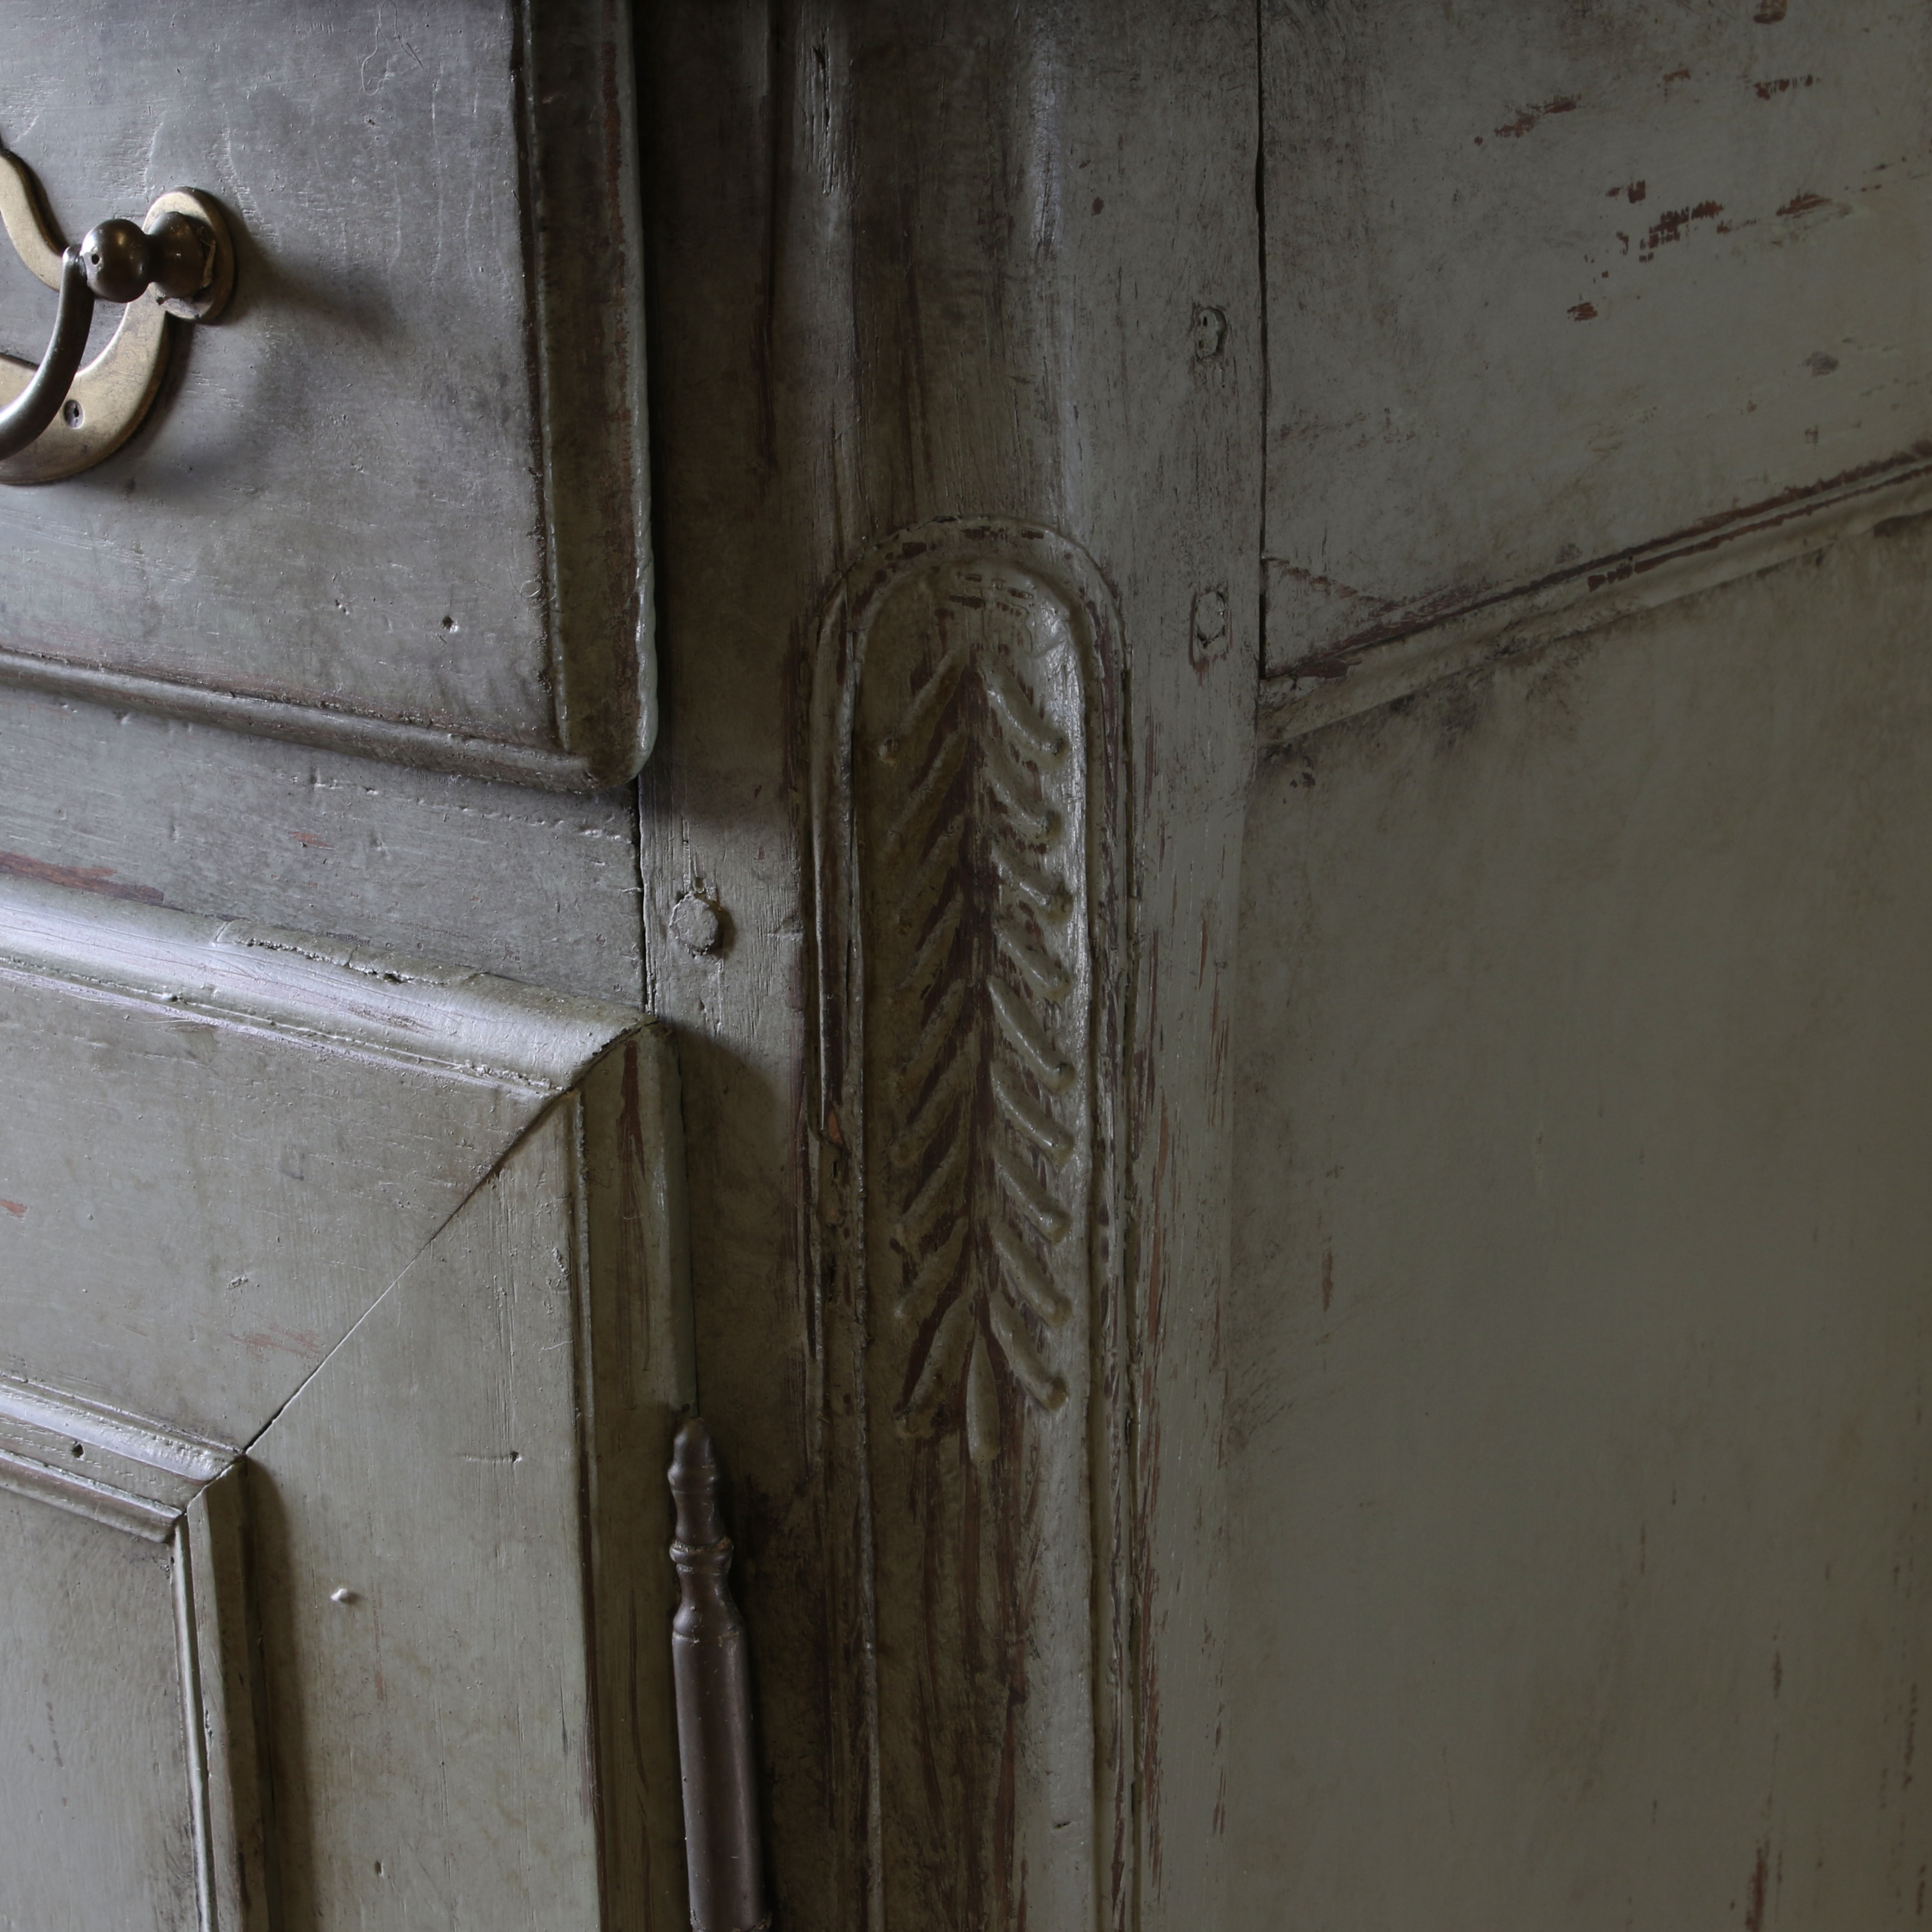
<box><xmin>1229</xmin><ymin>522</ymin><xmax>1932</xmax><ymax>1927</ymax></box>
<box><xmin>1261</xmin><ymin>0</ymin><xmax>1932</xmax><ymax>677</ymax></box>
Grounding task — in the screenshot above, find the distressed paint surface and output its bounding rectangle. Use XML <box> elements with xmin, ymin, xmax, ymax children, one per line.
<box><xmin>250</xmin><ymin>1105</ymin><xmax>607</xmax><ymax>1929</ymax></box>
<box><xmin>1231</xmin><ymin>517</ymin><xmax>1932</xmax><ymax>1928</ymax></box>
<box><xmin>855</xmin><ymin>553</ymin><xmax>1094</xmax><ymax>1460</ymax></box>
<box><xmin>0</xmin><ymin>1399</ymin><xmax>272</xmax><ymax>1929</ymax></box>
<box><xmin>0</xmin><ymin>878</ymin><xmax>632</xmax><ymax>1441</ymax></box>
<box><xmin>1261</xmin><ymin>0</ymin><xmax>1932</xmax><ymax>678</ymax></box>
<box><xmin>23</xmin><ymin>3</ymin><xmax>1932</xmax><ymax>1924</ymax></box>
<box><xmin>809</xmin><ymin>523</ymin><xmax>1120</xmax><ymax>1930</ymax></box>
<box><xmin>0</xmin><ymin>1500</ymin><xmax>197</xmax><ymax>1928</ymax></box>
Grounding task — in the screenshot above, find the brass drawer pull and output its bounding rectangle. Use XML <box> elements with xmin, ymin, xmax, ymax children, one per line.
<box><xmin>0</xmin><ymin>146</ymin><xmax>232</xmax><ymax>482</ymax></box>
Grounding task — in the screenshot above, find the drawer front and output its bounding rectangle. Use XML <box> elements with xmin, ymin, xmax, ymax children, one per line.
<box><xmin>0</xmin><ymin>1</ymin><xmax>649</xmax><ymax>790</ymax></box>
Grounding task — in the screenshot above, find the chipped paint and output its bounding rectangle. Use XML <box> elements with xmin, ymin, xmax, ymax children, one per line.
<box><xmin>1744</xmin><ymin>1840</ymin><xmax>1770</xmax><ymax>1931</ymax></box>
<box><xmin>0</xmin><ymin>850</ymin><xmax>162</xmax><ymax>905</ymax></box>
<box><xmin>1494</xmin><ymin>95</ymin><xmax>1579</xmax><ymax>139</ymax></box>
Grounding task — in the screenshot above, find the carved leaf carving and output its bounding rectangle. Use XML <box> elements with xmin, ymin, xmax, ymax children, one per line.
<box><xmin>858</xmin><ymin>557</ymin><xmax>1090</xmax><ymax>1464</ymax></box>
<box><xmin>811</xmin><ymin>520</ymin><xmax>1118</xmax><ymax>1929</ymax></box>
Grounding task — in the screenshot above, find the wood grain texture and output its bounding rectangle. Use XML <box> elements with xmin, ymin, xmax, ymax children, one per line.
<box><xmin>4</xmin><ymin>7</ymin><xmax>1928</xmax><ymax>1924</ymax></box>
<box><xmin>637</xmin><ymin>6</ymin><xmax>1260</xmax><ymax>1927</ymax></box>
<box><xmin>1230</xmin><ymin>516</ymin><xmax>1932</xmax><ymax>1929</ymax></box>
<box><xmin>578</xmin><ymin>1035</ymin><xmax>698</xmax><ymax>1930</ymax></box>
<box><xmin>0</xmin><ymin>0</ymin><xmax>652</xmax><ymax>789</ymax></box>
<box><xmin>1260</xmin><ymin>0</ymin><xmax>1932</xmax><ymax>684</ymax></box>
<box><xmin>635</xmin><ymin>14</ymin><xmax>832</xmax><ymax>1923</ymax></box>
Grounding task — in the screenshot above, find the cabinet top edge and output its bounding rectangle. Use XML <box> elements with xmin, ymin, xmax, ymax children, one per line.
<box><xmin>0</xmin><ymin>872</ymin><xmax>652</xmax><ymax>1089</ymax></box>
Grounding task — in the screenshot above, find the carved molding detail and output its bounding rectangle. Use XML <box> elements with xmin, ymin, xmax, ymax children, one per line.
<box><xmin>809</xmin><ymin>517</ymin><xmax>1124</xmax><ymax>1930</ymax></box>
<box><xmin>869</xmin><ymin>563</ymin><xmax>1087</xmax><ymax>1461</ymax></box>
<box><xmin>812</xmin><ymin>520</ymin><xmax>1113</xmax><ymax>1465</ymax></box>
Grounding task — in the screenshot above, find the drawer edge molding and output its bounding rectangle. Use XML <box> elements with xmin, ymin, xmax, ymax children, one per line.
<box><xmin>519</xmin><ymin>0</ymin><xmax>658</xmax><ymax>784</ymax></box>
<box><xmin>0</xmin><ymin>643</ymin><xmax>635</xmax><ymax>793</ymax></box>
<box><xmin>0</xmin><ymin>866</ymin><xmax>651</xmax><ymax>1085</ymax></box>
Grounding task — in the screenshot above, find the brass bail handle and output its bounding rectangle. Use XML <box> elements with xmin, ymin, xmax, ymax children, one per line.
<box><xmin>0</xmin><ymin>214</ymin><xmax>212</xmax><ymax>461</ymax></box>
<box><xmin>0</xmin><ymin>144</ymin><xmax>235</xmax><ymax>481</ymax></box>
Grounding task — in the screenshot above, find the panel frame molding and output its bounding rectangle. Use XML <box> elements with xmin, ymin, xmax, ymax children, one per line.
<box><xmin>0</xmin><ymin>870</ymin><xmax>694</xmax><ymax>1929</ymax></box>
<box><xmin>0</xmin><ymin>1378</ymin><xmax>274</xmax><ymax>1932</ymax></box>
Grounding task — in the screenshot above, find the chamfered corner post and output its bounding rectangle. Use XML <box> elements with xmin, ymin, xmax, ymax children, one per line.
<box><xmin>669</xmin><ymin>1418</ymin><xmax>770</xmax><ymax>1932</ymax></box>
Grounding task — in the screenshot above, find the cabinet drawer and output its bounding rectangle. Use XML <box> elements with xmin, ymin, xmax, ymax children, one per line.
<box><xmin>0</xmin><ymin>2</ymin><xmax>649</xmax><ymax>790</ymax></box>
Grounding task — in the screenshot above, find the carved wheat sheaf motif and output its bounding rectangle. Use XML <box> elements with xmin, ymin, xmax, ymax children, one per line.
<box><xmin>858</xmin><ymin>557</ymin><xmax>1090</xmax><ymax>1465</ymax></box>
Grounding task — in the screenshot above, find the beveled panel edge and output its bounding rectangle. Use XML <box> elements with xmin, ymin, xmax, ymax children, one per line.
<box><xmin>0</xmin><ymin>645</ymin><xmax>633</xmax><ymax>793</ymax></box>
<box><xmin>1259</xmin><ymin>451</ymin><xmax>1932</xmax><ymax>750</ymax></box>
<box><xmin>186</xmin><ymin>1467</ymin><xmax>279</xmax><ymax>1932</ymax></box>
<box><xmin>0</xmin><ymin>1448</ymin><xmax>186</xmax><ymax>1540</ymax></box>
<box><xmin>522</xmin><ymin>0</ymin><xmax>657</xmax><ymax>782</ymax></box>
<box><xmin>0</xmin><ymin>870</ymin><xmax>651</xmax><ymax>1090</ymax></box>
<box><xmin>0</xmin><ymin>1377</ymin><xmax>232</xmax><ymax>1484</ymax></box>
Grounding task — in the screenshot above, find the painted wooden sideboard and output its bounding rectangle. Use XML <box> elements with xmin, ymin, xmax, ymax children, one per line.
<box><xmin>1</xmin><ymin>3</ymin><xmax>1927</xmax><ymax>1928</ymax></box>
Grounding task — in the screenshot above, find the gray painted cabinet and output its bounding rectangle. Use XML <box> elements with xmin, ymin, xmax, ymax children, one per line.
<box><xmin>0</xmin><ymin>8</ymin><xmax>688</xmax><ymax>1927</ymax></box>
<box><xmin>2</xmin><ymin>2</ymin><xmax>1929</xmax><ymax>1928</ymax></box>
